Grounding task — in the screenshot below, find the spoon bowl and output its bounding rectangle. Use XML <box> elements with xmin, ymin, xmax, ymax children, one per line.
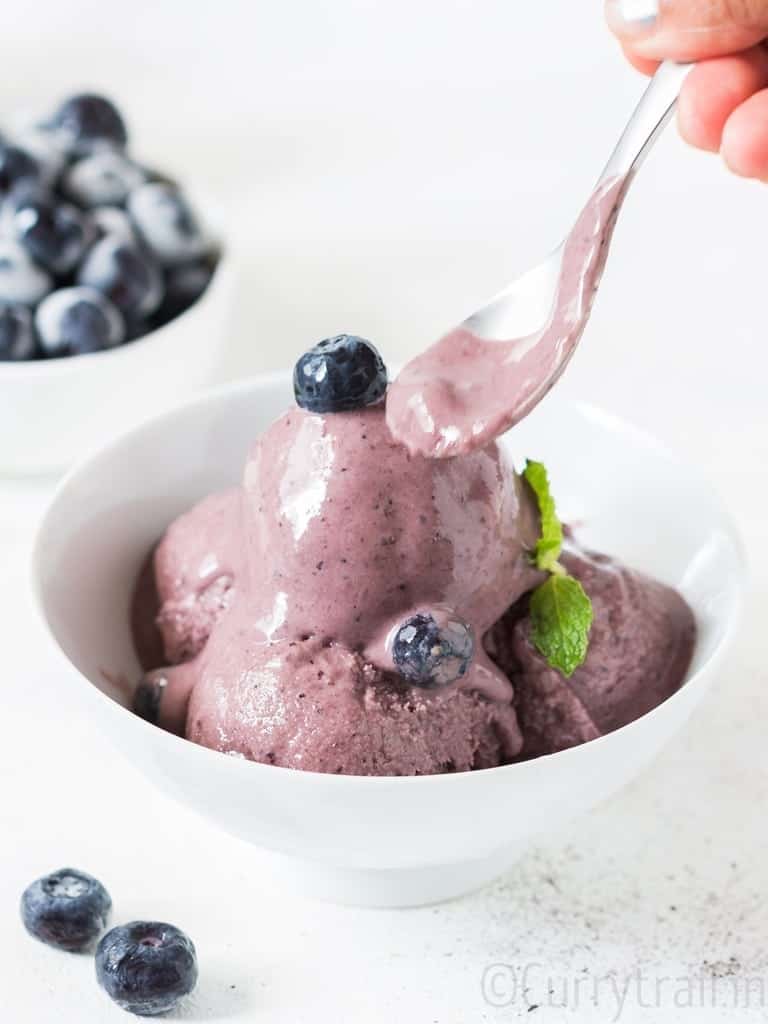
<box><xmin>387</xmin><ymin>62</ymin><xmax>692</xmax><ymax>458</ymax></box>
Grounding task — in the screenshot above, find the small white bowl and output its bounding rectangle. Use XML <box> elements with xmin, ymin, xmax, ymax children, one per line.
<box><xmin>32</xmin><ymin>375</ymin><xmax>745</xmax><ymax>907</ymax></box>
<box><xmin>0</xmin><ymin>250</ymin><xmax>234</xmax><ymax>476</ymax></box>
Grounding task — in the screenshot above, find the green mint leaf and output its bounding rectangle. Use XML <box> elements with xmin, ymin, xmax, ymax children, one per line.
<box><xmin>529</xmin><ymin>574</ymin><xmax>593</xmax><ymax>678</ymax></box>
<box><xmin>523</xmin><ymin>459</ymin><xmax>563</xmax><ymax>572</ymax></box>
<box><xmin>522</xmin><ymin>458</ymin><xmax>594</xmax><ymax>676</ymax></box>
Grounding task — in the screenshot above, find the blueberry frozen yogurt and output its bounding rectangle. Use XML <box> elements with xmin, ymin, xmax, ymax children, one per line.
<box><xmin>0</xmin><ymin>93</ymin><xmax>218</xmax><ymax>361</ymax></box>
<box><xmin>131</xmin><ymin>335</ymin><xmax>696</xmax><ymax>775</ymax></box>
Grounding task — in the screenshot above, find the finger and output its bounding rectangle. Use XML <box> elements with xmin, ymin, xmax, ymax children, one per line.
<box><xmin>678</xmin><ymin>47</ymin><xmax>768</xmax><ymax>153</ymax></box>
<box><xmin>606</xmin><ymin>0</ymin><xmax>768</xmax><ymax>63</ymax></box>
<box><xmin>721</xmin><ymin>88</ymin><xmax>768</xmax><ymax>180</ymax></box>
<box><xmin>621</xmin><ymin>42</ymin><xmax>660</xmax><ymax>75</ymax></box>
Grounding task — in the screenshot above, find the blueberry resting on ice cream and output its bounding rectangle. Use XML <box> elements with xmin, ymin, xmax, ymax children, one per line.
<box><xmin>393</xmin><ymin>612</ymin><xmax>475</xmax><ymax>688</ymax></box>
<box><xmin>131</xmin><ymin>337</ymin><xmax>696</xmax><ymax>775</ymax></box>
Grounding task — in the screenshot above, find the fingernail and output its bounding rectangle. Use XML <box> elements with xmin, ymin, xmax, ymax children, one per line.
<box><xmin>611</xmin><ymin>0</ymin><xmax>660</xmax><ymax>29</ymax></box>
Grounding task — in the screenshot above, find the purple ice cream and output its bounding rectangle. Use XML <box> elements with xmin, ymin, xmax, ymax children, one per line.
<box><xmin>485</xmin><ymin>542</ymin><xmax>696</xmax><ymax>759</ymax></box>
<box><xmin>153</xmin><ymin>489</ymin><xmax>239</xmax><ymax>664</ymax></box>
<box><xmin>132</xmin><ymin>392</ymin><xmax>695</xmax><ymax>774</ymax></box>
<box><xmin>186</xmin><ymin>637</ymin><xmax>522</xmax><ymax>774</ymax></box>
<box><xmin>133</xmin><ymin>401</ymin><xmax>548</xmax><ymax>772</ymax></box>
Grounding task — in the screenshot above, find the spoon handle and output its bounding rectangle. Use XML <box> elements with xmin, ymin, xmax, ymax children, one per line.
<box><xmin>599</xmin><ymin>61</ymin><xmax>693</xmax><ymax>185</ymax></box>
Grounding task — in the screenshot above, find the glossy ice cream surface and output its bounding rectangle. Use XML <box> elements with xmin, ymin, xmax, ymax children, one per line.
<box><xmin>134</xmin><ymin>401</ymin><xmax>543</xmax><ymax>772</ymax></box>
<box><xmin>132</xmin><ymin>367</ymin><xmax>695</xmax><ymax>775</ymax></box>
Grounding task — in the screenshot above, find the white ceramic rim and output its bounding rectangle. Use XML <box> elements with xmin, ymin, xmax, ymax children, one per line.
<box><xmin>31</xmin><ymin>374</ymin><xmax>748</xmax><ymax>786</ymax></box>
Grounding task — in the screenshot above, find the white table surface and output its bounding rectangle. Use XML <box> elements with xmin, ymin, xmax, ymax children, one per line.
<box><xmin>2</xmin><ymin>2</ymin><xmax>768</xmax><ymax>1020</ymax></box>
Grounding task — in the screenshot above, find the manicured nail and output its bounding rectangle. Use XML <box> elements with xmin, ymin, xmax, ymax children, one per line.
<box><xmin>612</xmin><ymin>0</ymin><xmax>660</xmax><ymax>29</ymax></box>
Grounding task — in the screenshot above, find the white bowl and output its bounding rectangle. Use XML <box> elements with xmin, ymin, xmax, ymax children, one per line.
<box><xmin>32</xmin><ymin>375</ymin><xmax>745</xmax><ymax>907</ymax></box>
<box><xmin>0</xmin><ymin>251</ymin><xmax>234</xmax><ymax>476</ymax></box>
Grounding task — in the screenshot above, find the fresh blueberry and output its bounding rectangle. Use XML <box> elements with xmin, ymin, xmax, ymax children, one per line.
<box><xmin>52</xmin><ymin>94</ymin><xmax>128</xmax><ymax>154</ymax></box>
<box><xmin>21</xmin><ymin>868</ymin><xmax>111</xmax><ymax>952</ymax></box>
<box><xmin>0</xmin><ymin>239</ymin><xmax>52</xmax><ymax>305</ymax></box>
<box><xmin>87</xmin><ymin>206</ymin><xmax>136</xmax><ymax>246</ymax></box>
<box><xmin>0</xmin><ymin>303</ymin><xmax>37</xmax><ymax>360</ymax></box>
<box><xmin>154</xmin><ymin>258</ymin><xmax>214</xmax><ymax>325</ymax></box>
<box><xmin>96</xmin><ymin>921</ymin><xmax>198</xmax><ymax>1016</ymax></box>
<box><xmin>0</xmin><ymin>143</ymin><xmax>41</xmax><ymax>198</ymax></box>
<box><xmin>63</xmin><ymin>151</ymin><xmax>145</xmax><ymax>208</ymax></box>
<box><xmin>12</xmin><ymin>196</ymin><xmax>88</xmax><ymax>275</ymax></box>
<box><xmin>392</xmin><ymin>612</ymin><xmax>474</xmax><ymax>688</ymax></box>
<box><xmin>10</xmin><ymin>127</ymin><xmax>67</xmax><ymax>186</ymax></box>
<box><xmin>36</xmin><ymin>286</ymin><xmax>125</xmax><ymax>357</ymax></box>
<box><xmin>127</xmin><ymin>183</ymin><xmax>208</xmax><ymax>265</ymax></box>
<box><xmin>78</xmin><ymin>237</ymin><xmax>163</xmax><ymax>318</ymax></box>
<box><xmin>0</xmin><ymin>177</ymin><xmax>49</xmax><ymax>215</ymax></box>
<box><xmin>293</xmin><ymin>334</ymin><xmax>388</xmax><ymax>413</ymax></box>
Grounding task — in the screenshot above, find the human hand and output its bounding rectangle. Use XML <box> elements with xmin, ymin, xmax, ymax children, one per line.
<box><xmin>606</xmin><ymin>1</ymin><xmax>768</xmax><ymax>179</ymax></box>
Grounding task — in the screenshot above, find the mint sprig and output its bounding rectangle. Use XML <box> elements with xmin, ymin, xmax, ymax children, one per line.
<box><xmin>523</xmin><ymin>460</ymin><xmax>593</xmax><ymax>678</ymax></box>
<box><xmin>529</xmin><ymin>574</ymin><xmax>593</xmax><ymax>678</ymax></box>
<box><xmin>522</xmin><ymin>460</ymin><xmax>563</xmax><ymax>573</ymax></box>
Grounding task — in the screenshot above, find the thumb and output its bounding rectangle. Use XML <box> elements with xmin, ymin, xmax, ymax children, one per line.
<box><xmin>606</xmin><ymin>0</ymin><xmax>768</xmax><ymax>62</ymax></box>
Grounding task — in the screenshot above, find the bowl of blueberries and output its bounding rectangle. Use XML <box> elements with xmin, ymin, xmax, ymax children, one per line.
<box><xmin>0</xmin><ymin>92</ymin><xmax>232</xmax><ymax>474</ymax></box>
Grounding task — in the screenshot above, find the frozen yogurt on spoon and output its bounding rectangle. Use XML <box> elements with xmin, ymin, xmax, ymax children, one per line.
<box><xmin>387</xmin><ymin>61</ymin><xmax>692</xmax><ymax>458</ymax></box>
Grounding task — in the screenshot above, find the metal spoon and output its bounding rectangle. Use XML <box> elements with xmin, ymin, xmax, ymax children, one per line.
<box><xmin>386</xmin><ymin>61</ymin><xmax>693</xmax><ymax>458</ymax></box>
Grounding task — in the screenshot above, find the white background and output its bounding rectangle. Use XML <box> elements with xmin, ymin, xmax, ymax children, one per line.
<box><xmin>2</xmin><ymin>1</ymin><xmax>768</xmax><ymax>1021</ymax></box>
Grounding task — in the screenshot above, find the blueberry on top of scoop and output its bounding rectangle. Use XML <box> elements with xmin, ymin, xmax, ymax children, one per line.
<box><xmin>293</xmin><ymin>334</ymin><xmax>387</xmax><ymax>413</ymax></box>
